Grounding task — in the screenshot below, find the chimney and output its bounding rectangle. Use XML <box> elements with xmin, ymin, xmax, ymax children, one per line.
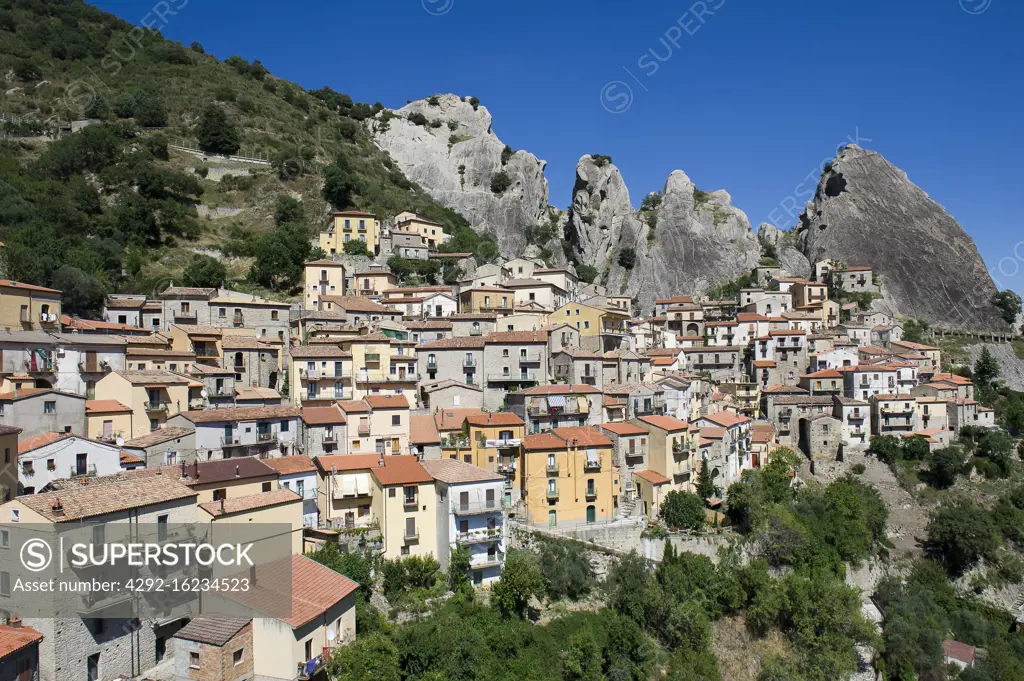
<box><xmin>235</xmin><ymin>465</ymin><xmax>240</xmax><ymax>478</ymax></box>
<box><xmin>378</xmin><ymin>454</ymin><xmax>384</xmax><ymax>468</ymax></box>
<box><xmin>193</xmin><ymin>460</ymin><xmax>199</xmax><ymax>480</ymax></box>
<box><xmin>51</xmin><ymin>497</ymin><xmax>64</xmax><ymax>517</ymax></box>
<box><xmin>488</xmin><ymin>413</ymin><xmax>492</xmax><ymax>424</ymax></box>
<box><xmin>220</xmin><ymin>498</ymin><xmax>225</xmax><ymax>514</ymax></box>
<box><xmin>249</xmin><ymin>563</ymin><xmax>257</xmax><ymax>585</ymax></box>
<box><xmin>181</xmin><ymin>461</ymin><xmax>186</xmax><ymax>479</ymax></box>
<box><xmin>8</xmin><ymin>616</ymin><xmax>22</xmax><ymax>629</ymax></box>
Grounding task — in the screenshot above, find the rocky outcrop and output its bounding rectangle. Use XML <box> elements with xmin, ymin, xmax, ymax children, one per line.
<box><xmin>369</xmin><ymin>94</ymin><xmax>548</xmax><ymax>257</ymax></box>
<box><xmin>797</xmin><ymin>145</ymin><xmax>1005</xmax><ymax>330</ymax></box>
<box><xmin>565</xmin><ymin>156</ymin><xmax>760</xmax><ymax>313</ymax></box>
<box><xmin>757</xmin><ymin>223</ymin><xmax>811</xmax><ymax>278</ymax></box>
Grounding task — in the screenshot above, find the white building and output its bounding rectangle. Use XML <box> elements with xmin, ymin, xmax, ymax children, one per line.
<box><xmin>17</xmin><ymin>433</ymin><xmax>143</xmax><ymax>495</ymax></box>
<box><xmin>421</xmin><ymin>459</ymin><xmax>506</xmax><ymax>586</ymax></box>
<box><xmin>422</xmin><ymin>292</ymin><xmax>458</xmax><ymax>318</ymax></box>
<box><xmin>263</xmin><ymin>455</ymin><xmax>319</xmax><ymax>527</ymax></box>
<box><xmin>167</xmin><ymin>406</ymin><xmax>301</xmax><ymax>460</ymax></box>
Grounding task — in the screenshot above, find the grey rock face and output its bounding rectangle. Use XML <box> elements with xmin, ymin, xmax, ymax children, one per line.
<box><xmin>757</xmin><ymin>223</ymin><xmax>811</xmax><ymax>278</ymax></box>
<box><xmin>369</xmin><ymin>94</ymin><xmax>548</xmax><ymax>257</ymax></box>
<box><xmin>797</xmin><ymin>145</ymin><xmax>1005</xmax><ymax>330</ymax></box>
<box><xmin>565</xmin><ymin>156</ymin><xmax>760</xmax><ymax>313</ymax></box>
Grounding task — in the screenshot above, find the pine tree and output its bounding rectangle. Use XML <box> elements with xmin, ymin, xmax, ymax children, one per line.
<box><xmin>697</xmin><ymin>459</ymin><xmax>715</xmax><ymax>502</ymax></box>
<box><xmin>974</xmin><ymin>346</ymin><xmax>999</xmax><ymax>388</ymax></box>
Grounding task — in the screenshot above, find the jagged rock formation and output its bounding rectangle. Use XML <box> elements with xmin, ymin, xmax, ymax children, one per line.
<box><xmin>565</xmin><ymin>156</ymin><xmax>760</xmax><ymax>312</ymax></box>
<box><xmin>797</xmin><ymin>145</ymin><xmax>1005</xmax><ymax>329</ymax></box>
<box><xmin>369</xmin><ymin>94</ymin><xmax>548</xmax><ymax>257</ymax></box>
<box><xmin>757</xmin><ymin>223</ymin><xmax>811</xmax><ymax>278</ymax></box>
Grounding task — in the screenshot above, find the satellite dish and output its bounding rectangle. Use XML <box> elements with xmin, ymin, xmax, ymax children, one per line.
<box><xmin>326</xmin><ymin>629</ymin><xmax>336</xmax><ymax>642</ymax></box>
<box><xmin>115</xmin><ymin>437</ymin><xmax>125</xmax><ymax>447</ymax></box>
<box><xmin>200</xmin><ymin>389</ymin><xmax>208</xmax><ymax>398</ymax></box>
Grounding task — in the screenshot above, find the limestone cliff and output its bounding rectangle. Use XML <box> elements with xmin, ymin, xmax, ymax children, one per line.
<box><xmin>757</xmin><ymin>223</ymin><xmax>811</xmax><ymax>278</ymax></box>
<box><xmin>796</xmin><ymin>145</ymin><xmax>1005</xmax><ymax>329</ymax></box>
<box><xmin>369</xmin><ymin>94</ymin><xmax>549</xmax><ymax>257</ymax></box>
<box><xmin>565</xmin><ymin>155</ymin><xmax>761</xmax><ymax>312</ymax></box>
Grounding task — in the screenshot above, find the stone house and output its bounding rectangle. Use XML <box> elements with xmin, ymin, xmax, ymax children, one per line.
<box><xmin>221</xmin><ymin>335</ymin><xmax>282</xmax><ymax>393</ymax></box>
<box><xmin>798</xmin><ymin>413</ymin><xmax>843</xmax><ymax>462</ymax></box>
<box><xmin>418</xmin><ymin>336</ymin><xmax>484</xmax><ymax>387</ymax></box>
<box><xmin>551</xmin><ymin>347</ymin><xmax>603</xmax><ymax>389</ymax></box>
<box><xmin>448</xmin><ymin>313</ymin><xmax>498</xmax><ymax>337</ymax></box>
<box><xmin>301</xmin><ymin>404</ymin><xmax>346</xmax><ymax>458</ymax></box>
<box><xmin>506</xmin><ymin>384</ymin><xmax>603</xmax><ymax>433</ymax></box>
<box><xmin>832</xmin><ymin>395</ymin><xmax>870</xmax><ymax>450</ymax></box>
<box><xmin>418</xmin><ymin>378</ymin><xmax>483</xmax><ymax>410</ymax></box>
<box><xmin>481</xmin><ymin>331</ymin><xmax>551</xmax><ymax>411</ymax></box>
<box><xmin>598</xmin><ymin>421</ymin><xmax>651</xmax><ymax>498</ymax></box>
<box><xmin>121</xmin><ymin>426</ymin><xmax>196</xmax><ymax>467</ymax></box>
<box><xmin>168</xmin><ymin>406</ymin><xmax>301</xmax><ymax>459</ymax></box>
<box><xmin>0</xmin><ymin>388</ymin><xmax>86</xmax><ymax>439</ymax></box>
<box><xmin>765</xmin><ymin>394</ymin><xmax>835</xmax><ymax>447</ymax></box>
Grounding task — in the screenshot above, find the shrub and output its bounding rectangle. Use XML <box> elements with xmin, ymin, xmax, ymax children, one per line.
<box><xmin>447</xmin><ymin>120</ymin><xmax>457</xmax><ymax>131</ymax></box>
<box><xmin>660</xmin><ymin>491</ymin><xmax>706</xmax><ymax>531</ymax></box>
<box><xmin>576</xmin><ymin>264</ymin><xmax>598</xmax><ymax>283</ymax></box>
<box><xmin>427</xmin><ymin>95</ymin><xmax>440</xmax><ymax>106</ymax></box>
<box><xmin>537</xmin><ymin>538</ymin><xmax>595</xmax><ymax>600</ymax></box>
<box><xmin>501</xmin><ymin>144</ymin><xmax>513</xmax><ymax>165</ymax></box>
<box><xmin>927</xmin><ymin>499</ymin><xmax>1000</xmax><ymax>573</ymax></box>
<box><xmin>490</xmin><ymin>170</ymin><xmax>512</xmax><ymax>194</ymax></box>
<box><xmin>590</xmin><ymin>154</ymin><xmax>612</xmax><ymax>166</ymax></box>
<box><xmin>13</xmin><ymin>58</ymin><xmax>40</xmax><ymax>82</ymax></box>
<box><xmin>851</xmin><ymin>463</ymin><xmax>866</xmax><ymax>475</ymax></box>
<box><xmin>381</xmin><ymin>555</ymin><xmax>440</xmax><ymax>600</ymax></box>
<box><xmin>640</xmin><ymin>192</ymin><xmax>662</xmax><ymax>211</ymax></box>
<box><xmin>468</xmin><ymin>96</ymin><xmax>480</xmax><ymax>110</ymax></box>
<box><xmin>196</xmin><ymin>104</ymin><xmax>240</xmax><ymax>155</ymax></box>
<box><xmin>927</xmin><ymin>447</ymin><xmax>967</xmax><ymax>489</ymax></box>
<box><xmin>618</xmin><ymin>248</ymin><xmax>636</xmax><ymax>269</ymax></box>
<box><xmin>195</xmin><ymin>165</ymin><xmax>209</xmax><ymax>178</ymax></box>
<box><xmin>429</xmin><ymin>119</ymin><xmax>442</xmax><ymax>128</ymax></box>
<box><xmin>343</xmin><ymin>240</ymin><xmax>370</xmax><ymax>257</ymax></box>
<box><xmin>407</xmin><ymin>112</ymin><xmax>428</xmax><ymax>126</ymax></box>
<box><xmin>182</xmin><ymin>254</ymin><xmax>227</xmax><ymax>288</ymax></box>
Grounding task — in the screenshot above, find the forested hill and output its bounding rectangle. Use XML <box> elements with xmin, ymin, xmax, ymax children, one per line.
<box><xmin>0</xmin><ymin>0</ymin><xmax>493</xmax><ymax>315</ymax></box>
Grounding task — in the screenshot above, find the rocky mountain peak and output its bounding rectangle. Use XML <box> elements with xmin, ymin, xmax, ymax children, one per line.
<box><xmin>796</xmin><ymin>144</ymin><xmax>1005</xmax><ymax>329</ymax></box>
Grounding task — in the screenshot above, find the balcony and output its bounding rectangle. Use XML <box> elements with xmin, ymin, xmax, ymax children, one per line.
<box><xmin>70</xmin><ymin>464</ymin><xmax>97</xmax><ymax>478</ymax></box>
<box><xmin>403</xmin><ymin>495</ymin><xmax>419</xmax><ymax>509</ymax></box>
<box><xmin>472</xmin><ymin>555</ymin><xmax>505</xmax><ymax>570</ymax></box>
<box><xmin>517</xmin><ymin>353</ymin><xmax>541</xmax><ymax>364</ymax></box>
<box><xmin>546</xmin><ymin>487</ymin><xmax>559</xmax><ymax>500</ymax></box>
<box><xmin>584</xmin><ymin>459</ymin><xmax>602</xmax><ymax>472</ymax></box>
<box><xmin>97</xmin><ymin>430</ymin><xmax>123</xmax><ymax>444</ymax></box>
<box><xmin>256</xmin><ymin>432</ymin><xmax>278</xmax><ymax>443</ymax></box>
<box><xmin>469</xmin><ymin>328</ymin><xmax>482</xmax><ymax>336</ymax></box>
<box><xmin>23</xmin><ymin>358</ymin><xmax>54</xmax><ymax>373</ymax></box>
<box><xmin>496</xmin><ymin>461</ymin><xmax>517</xmax><ymax>475</ymax></box>
<box><xmin>601</xmin><ymin>325</ymin><xmax>626</xmax><ymax>336</ymax></box>
<box><xmin>672</xmin><ymin>443</ymin><xmax>691</xmax><ymax>457</ymax></box>
<box><xmin>881</xmin><ymin>405</ymin><xmax>914</xmax><ymax>415</ymax></box>
<box><xmin>189</xmin><ymin>398</ymin><xmax>205</xmax><ymax>409</ymax></box>
<box><xmin>494</xmin><ymin>439</ymin><xmax>520</xmax><ymax>449</ymax></box>
<box><xmin>487</xmin><ymin>371</ymin><xmax>538</xmax><ymax>383</ymax></box>
<box><xmin>546</xmin><ymin>462</ymin><xmax>559</xmax><ymax>474</ymax></box>
<box><xmin>625</xmin><ymin>446</ymin><xmax>647</xmax><ymax>458</ymax></box>
<box><xmin>357</xmin><ymin>423</ymin><xmax>370</xmax><ymax>436</ymax></box>
<box><xmin>301</xmin><ymin>368</ymin><xmax>321</xmax><ymax>380</ymax></box>
<box><xmin>174</xmin><ymin>310</ymin><xmax>197</xmax><ymax>322</ymax></box>
<box><xmin>426</xmin><ymin>360</ymin><xmax>438</xmax><ymax>371</ymax></box>
<box><xmin>221</xmin><ymin>436</ymin><xmax>244</xmax><ymax>447</ymax></box>
<box><xmin>78</xmin><ymin>361</ymin><xmax>106</xmax><ymax>373</ymax></box>
<box><xmin>457</xmin><ymin>527</ymin><xmax>503</xmax><ymax>543</ymax></box>
<box><xmin>232</xmin><ymin>313</ymin><xmax>244</xmax><ymax>327</ymax></box>
<box><xmin>463</xmin><ymin>357</ymin><xmax>477</xmax><ymax>367</ymax></box>
<box><xmin>585</xmin><ymin>489</ymin><xmax>597</xmax><ymax>500</ymax></box>
<box><xmin>364</xmin><ymin>353</ymin><xmax>381</xmax><ymax>362</ymax></box>
<box><xmin>452</xmin><ymin>500</ymin><xmax>501</xmax><ymax>515</ymax></box>
<box><xmin>322</xmin><ymin>432</ymin><xmax>338</xmax><ymax>445</ymax></box>
<box><xmin>441</xmin><ymin>435</ymin><xmax>470</xmax><ymax>449</ymax></box>
<box><xmin>145</xmin><ymin>401</ymin><xmax>169</xmax><ymax>413</ymax></box>
<box><xmin>358</xmin><ymin>288</ymin><xmax>380</xmax><ymax>296</ymax></box>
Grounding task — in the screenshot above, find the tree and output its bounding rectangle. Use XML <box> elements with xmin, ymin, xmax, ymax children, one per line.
<box><xmin>576</xmin><ymin>264</ymin><xmax>598</xmax><ymax>283</ymax></box>
<box><xmin>190</xmin><ymin>41</ymin><xmax>205</xmax><ymax>53</ymax></box>
<box><xmin>536</xmin><ymin>538</ymin><xmax>595</xmax><ymax>601</ymax></box>
<box><xmin>974</xmin><ymin>346</ymin><xmax>1000</xmax><ymax>388</ymax></box>
<box><xmin>491</xmin><ymin>549</ymin><xmax>543</xmax><ymax>619</ymax></box>
<box><xmin>447</xmin><ymin>543</ymin><xmax>471</xmax><ymax>593</ymax></box>
<box><xmin>618</xmin><ymin>247</ymin><xmax>636</xmax><ymax>269</ymax></box>
<box><xmin>490</xmin><ymin>170</ymin><xmax>512</xmax><ymax>194</ymax></box>
<box><xmin>274</xmin><ymin>195</ymin><xmax>304</xmax><ymax>226</ymax></box>
<box><xmin>327</xmin><ymin>633</ymin><xmax>400</xmax><ymax>681</ymax></box>
<box><xmin>182</xmin><ymin>254</ymin><xmax>227</xmax><ymax>289</ymax></box>
<box><xmin>927</xmin><ymin>446</ymin><xmax>967</xmax><ymax>489</ymax></box>
<box><xmin>13</xmin><ymin>58</ymin><xmax>40</xmax><ymax>82</ymax></box>
<box><xmin>605</xmin><ymin>552</ymin><xmax>659</xmax><ymax>628</ymax></box>
<box><xmin>819</xmin><ymin>475</ymin><xmax>889</xmax><ymax>562</ymax></box>
<box><xmin>869</xmin><ymin>434</ymin><xmax>902</xmax><ymax>464</ymax></box>
<box><xmin>927</xmin><ymin>499</ymin><xmax>1000</xmax><ymax>573</ymax></box>
<box><xmin>134</xmin><ymin>94</ymin><xmax>166</xmax><ymax>127</ymax></box>
<box><xmin>901</xmin><ymin>435</ymin><xmax>932</xmax><ymax>461</ymax></box>
<box><xmin>696</xmin><ymin>459</ymin><xmax>715</xmax><ymax>502</ymax></box>
<box><xmin>322</xmin><ymin>158</ymin><xmax>359</xmax><ymax>210</ymax></box>
<box><xmin>308</xmin><ymin>541</ymin><xmax>373</xmax><ymax>596</ymax></box>
<box><xmin>343</xmin><ymin>239</ymin><xmax>370</xmax><ymax>257</ymax></box>
<box><xmin>659</xmin><ymin>491</ymin><xmax>706</xmax><ymax>532</ymax></box>
<box><xmin>978</xmin><ymin>430</ymin><xmax>1015</xmax><ymax>477</ymax></box>
<box><xmin>196</xmin><ymin>104</ymin><xmax>240</xmax><ymax>154</ymax></box>
<box><xmin>51</xmin><ymin>266</ymin><xmax>105</xmax><ymax>317</ymax></box>
<box><xmin>992</xmin><ymin>289</ymin><xmax>1022</xmax><ymax>325</ymax></box>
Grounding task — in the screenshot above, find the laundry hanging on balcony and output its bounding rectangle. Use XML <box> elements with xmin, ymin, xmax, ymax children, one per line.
<box><xmin>546</xmin><ymin>395</ymin><xmax>567</xmax><ymax>411</ymax></box>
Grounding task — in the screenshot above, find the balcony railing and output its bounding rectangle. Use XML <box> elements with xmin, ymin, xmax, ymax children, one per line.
<box><xmin>322</xmin><ymin>432</ymin><xmax>338</xmax><ymax>445</ymax></box>
<box><xmin>301</xmin><ymin>368</ymin><xmax>321</xmax><ymax>380</ymax></box>
<box><xmin>403</xmin><ymin>496</ymin><xmax>418</xmax><ymax>509</ymax></box>
<box><xmin>24</xmin><ymin>359</ymin><xmax>54</xmax><ymax>373</ymax></box>
<box><xmin>546</xmin><ymin>462</ymin><xmax>559</xmax><ymax>474</ymax></box>
<box><xmin>625</xmin><ymin>446</ymin><xmax>647</xmax><ymax>458</ymax></box>
<box><xmin>457</xmin><ymin>527</ymin><xmax>503</xmax><ymax>543</ymax></box>
<box><xmin>441</xmin><ymin>436</ymin><xmax>470</xmax><ymax>449</ymax></box>
<box><xmin>97</xmin><ymin>431</ymin><xmax>123</xmax><ymax>444</ymax></box>
<box><xmin>232</xmin><ymin>313</ymin><xmax>244</xmax><ymax>327</ymax></box>
<box><xmin>496</xmin><ymin>461</ymin><xmax>517</xmax><ymax>474</ymax></box>
<box><xmin>487</xmin><ymin>371</ymin><xmax>538</xmax><ymax>382</ymax></box>
<box><xmin>463</xmin><ymin>357</ymin><xmax>477</xmax><ymax>367</ymax></box>
<box><xmin>145</xmin><ymin>401</ymin><xmax>169</xmax><ymax>412</ymax></box>
<box><xmin>452</xmin><ymin>500</ymin><xmax>501</xmax><ymax>515</ymax></box>
<box><xmin>546</xmin><ymin>487</ymin><xmax>559</xmax><ymax>499</ymax></box>
<box><xmin>70</xmin><ymin>464</ymin><xmax>97</xmax><ymax>478</ymax></box>
<box><xmin>585</xmin><ymin>488</ymin><xmax>597</xmax><ymax>500</ymax></box>
<box><xmin>426</xmin><ymin>360</ymin><xmax>438</xmax><ymax>370</ymax></box>
<box><xmin>174</xmin><ymin>310</ymin><xmax>197</xmax><ymax>321</ymax></box>
<box><xmin>221</xmin><ymin>437</ymin><xmax>244</xmax><ymax>447</ymax></box>
<box><xmin>672</xmin><ymin>443</ymin><xmax>691</xmax><ymax>457</ymax></box>
<box><xmin>517</xmin><ymin>353</ymin><xmax>541</xmax><ymax>363</ymax></box>
<box><xmin>584</xmin><ymin>459</ymin><xmax>602</xmax><ymax>472</ymax></box>
<box><xmin>364</xmin><ymin>353</ymin><xmax>381</xmax><ymax>362</ymax></box>
<box><xmin>256</xmin><ymin>432</ymin><xmax>277</xmax><ymax>443</ymax></box>
<box><xmin>189</xmin><ymin>398</ymin><xmax>205</xmax><ymax>410</ymax></box>
<box><xmin>78</xmin><ymin>361</ymin><xmax>105</xmax><ymax>373</ymax></box>
<box><xmin>357</xmin><ymin>423</ymin><xmax>370</xmax><ymax>436</ymax></box>
<box><xmin>469</xmin><ymin>328</ymin><xmax>482</xmax><ymax>336</ymax></box>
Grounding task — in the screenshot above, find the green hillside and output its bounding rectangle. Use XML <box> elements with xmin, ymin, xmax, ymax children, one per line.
<box><xmin>0</xmin><ymin>0</ymin><xmax>491</xmax><ymax>315</ymax></box>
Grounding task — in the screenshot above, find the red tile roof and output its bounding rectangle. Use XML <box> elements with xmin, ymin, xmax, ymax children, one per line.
<box><xmin>410</xmin><ymin>414</ymin><xmax>441</xmax><ymax>445</ymax></box>
<box><xmin>315</xmin><ymin>454</ymin><xmax>382</xmax><ymax>473</ymax></box>
<box><xmin>200</xmin><ymin>489</ymin><xmax>300</xmax><ymax>516</ymax></box>
<box><xmin>637</xmin><ymin>415</ymin><xmax>689</xmax><ymax>432</ymax></box>
<box><xmin>261</xmin><ymin>455</ymin><xmax>317</xmax><ymax>475</ymax></box>
<box><xmin>364</xmin><ymin>394</ymin><xmax>409</xmax><ymax>410</ymax></box>
<box><xmin>517</xmin><ymin>384</ymin><xmax>601</xmax><ymax>395</ymax></box>
<box><xmin>18</xmin><ymin>432</ymin><xmax>66</xmax><ymax>454</ymax></box>
<box><xmin>701</xmin><ymin>411</ymin><xmax>752</xmax><ymax>428</ymax></box>
<box><xmin>370</xmin><ymin>455</ymin><xmax>433</xmax><ymax>486</ymax></box>
<box><xmin>552</xmin><ymin>426</ymin><xmax>613</xmax><ymax>447</ymax></box>
<box><xmin>598</xmin><ymin>422</ymin><xmax>648</xmax><ymax>436</ymax></box>
<box><xmin>0</xmin><ymin>623</ymin><xmax>43</xmax><ymax>660</ymax></box>
<box><xmin>433</xmin><ymin>408</ymin><xmax>485</xmax><ymax>431</ymax></box>
<box><xmin>634</xmin><ymin>469</ymin><xmax>671</xmax><ymax>485</ymax></box>
<box><xmin>465</xmin><ymin>412</ymin><xmax>525</xmax><ymax>427</ymax></box>
<box><xmin>522</xmin><ymin>433</ymin><xmax>568</xmax><ymax>451</ymax></box>
<box><xmin>302</xmin><ymin>405</ymin><xmax>347</xmax><ymax>426</ymax></box>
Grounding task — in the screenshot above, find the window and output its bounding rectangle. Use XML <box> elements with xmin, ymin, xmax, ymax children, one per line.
<box><xmin>0</xmin><ymin>571</ymin><xmax>7</xmax><ymax>596</ymax></box>
<box><xmin>262</xmin><ymin>482</ymin><xmax>272</xmax><ymax>493</ymax></box>
<box><xmin>280</xmin><ymin>420</ymin><xmax>289</xmax><ymax>432</ymax></box>
<box><xmin>44</xmin><ymin>401</ymin><xmax>56</xmax><ymax>414</ymax></box>
<box><xmin>213</xmin><ymin>489</ymin><xmax>227</xmax><ymax>501</ymax></box>
<box><xmin>404</xmin><ymin>486</ymin><xmax>417</xmax><ymax>504</ymax></box>
<box><xmin>0</xmin><ymin>529</ymin><xmax>8</xmax><ymax>548</ymax></box>
<box><xmin>583</xmin><ymin>320</ymin><xmax>590</xmax><ymax>329</ymax></box>
<box><xmin>233</xmin><ymin>649</ymin><xmax>244</xmax><ymax>666</ymax></box>
<box><xmin>389</xmin><ymin>488</ymin><xmax>396</xmax><ymax>498</ymax></box>
<box><xmin>189</xmin><ymin>652</ymin><xmax>200</xmax><ymax>669</ymax></box>
<box><xmin>218</xmin><ymin>308</ymin><xmax>226</xmax><ymax>318</ymax></box>
<box><xmin>392</xmin><ymin>414</ymin><xmax>401</xmax><ymax>427</ymax></box>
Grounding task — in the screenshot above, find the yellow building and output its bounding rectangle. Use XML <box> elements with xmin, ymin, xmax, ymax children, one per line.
<box><xmin>460</xmin><ymin>412</ymin><xmax>524</xmax><ymax>500</ymax></box>
<box><xmin>394</xmin><ymin>211</ymin><xmax>448</xmax><ymax>248</ymax></box>
<box><xmin>632</xmin><ymin>415</ymin><xmax>695</xmax><ymax>492</ymax></box>
<box><xmin>85</xmin><ymin>399</ymin><xmax>134</xmax><ymax>442</ymax></box>
<box><xmin>549</xmin><ymin>301</ymin><xmax>630</xmax><ymax>351</ymax></box>
<box><xmin>458</xmin><ymin>286</ymin><xmax>514</xmax><ymax>314</ymax></box>
<box><xmin>168</xmin><ymin>324</ymin><xmax>223</xmax><ymax>366</ymax></box>
<box><xmin>633</xmin><ymin>469</ymin><xmax>671</xmax><ymax>520</ymax></box>
<box><xmin>352</xmin><ymin>269</ymin><xmax>398</xmax><ymax>297</ymax></box>
<box><xmin>0</xmin><ymin>280</ymin><xmax>62</xmax><ymax>331</ymax></box>
<box><xmin>0</xmin><ymin>424</ymin><xmax>21</xmax><ymax>503</ymax></box>
<box><xmin>520</xmin><ymin>426</ymin><xmax>621</xmax><ymax>527</ymax></box>
<box><xmin>315</xmin><ymin>453</ymin><xmax>381</xmax><ymax>530</ymax></box>
<box><xmin>321</xmin><ymin>210</ymin><xmax>382</xmax><ymax>256</ymax></box>
<box><xmin>200</xmin><ymin>488</ymin><xmax>304</xmax><ymax>555</ymax></box>
<box><xmin>369</xmin><ymin>455</ymin><xmax>438</xmax><ymax>559</ymax></box>
<box><xmin>344</xmin><ymin>332</ymin><xmax>416</xmax><ymax>403</ymax></box>
<box><xmin>94</xmin><ymin>370</ymin><xmax>200</xmax><ymax>438</ymax></box>
<box><xmin>289</xmin><ymin>344</ymin><xmax>353</xmax><ymax>406</ymax></box>
<box><xmin>304</xmin><ymin>259</ymin><xmax>346</xmax><ymax>309</ymax></box>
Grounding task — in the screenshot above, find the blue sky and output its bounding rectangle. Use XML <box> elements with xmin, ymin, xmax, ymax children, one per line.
<box><xmin>95</xmin><ymin>0</ymin><xmax>1024</xmax><ymax>294</ymax></box>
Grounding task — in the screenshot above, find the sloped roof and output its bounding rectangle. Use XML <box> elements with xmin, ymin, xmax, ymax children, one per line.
<box><xmin>174</xmin><ymin>617</ymin><xmax>251</xmax><ymax>646</ymax></box>
<box><xmin>420</xmin><ymin>458</ymin><xmax>502</xmax><ymax>484</ymax></box>
<box><xmin>261</xmin><ymin>455</ymin><xmax>317</xmax><ymax>475</ymax></box>
<box><xmin>370</xmin><ymin>455</ymin><xmax>433</xmax><ymax>486</ymax></box>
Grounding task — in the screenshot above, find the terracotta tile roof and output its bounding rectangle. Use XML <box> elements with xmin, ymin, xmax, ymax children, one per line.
<box><xmin>942</xmin><ymin>640</ymin><xmax>976</xmax><ymax>665</ymax></box>
<box><xmin>464</xmin><ymin>285</ymin><xmax>514</xmax><ymax>293</ymax></box>
<box><xmin>517</xmin><ymin>384</ymin><xmax>600</xmax><ymax>395</ymax></box>
<box><xmin>314</xmin><ymin>453</ymin><xmax>383</xmax><ymax>473</ymax></box>
<box><xmin>221</xmin><ymin>336</ymin><xmax>278</xmax><ymax>350</ymax></box>
<box><xmin>290</xmin><ymin>344</ymin><xmax>351</xmax><ymax>358</ymax></box>
<box><xmin>637</xmin><ymin>415</ymin><xmax>689</xmax><ymax>432</ymax></box>
<box><xmin>410</xmin><ymin>415</ymin><xmax>441</xmax><ymax>445</ymax></box>
<box><xmin>181</xmin><ymin>406</ymin><xmax>299</xmax><ymax>423</ymax></box>
<box><xmin>371</xmin><ymin>455</ymin><xmax>433</xmax><ymax>486</ymax></box>
<box><xmin>552</xmin><ymin>426</ymin><xmax>613</xmax><ymax>447</ymax></box>
<box><xmin>321</xmin><ymin>295</ymin><xmax>398</xmax><ymax>313</ymax></box>
<box><xmin>736</xmin><ymin>313</ymin><xmax>770</xmax><ymax>322</ymax></box>
<box><xmin>302</xmin><ymin>405</ymin><xmax>347</xmax><ymax>426</ymax></box>
<box><xmin>104</xmin><ymin>297</ymin><xmax>146</xmax><ymax>309</ymax></box>
<box><xmin>603</xmin><ymin>396</ymin><xmax>626</xmax><ymax>407</ymax></box>
<box><xmin>752</xmin><ymin>360</ymin><xmax>777</xmax><ymax>368</ymax></box>
<box><xmin>803</xmin><ymin>369</ymin><xmax>843</xmax><ymax>378</ymax></box>
<box><xmin>284</xmin><ymin>554</ymin><xmax>360</xmax><ymax>627</ymax></box>
<box><xmin>0</xmin><ymin>279</ymin><xmax>61</xmax><ymax>293</ymax></box>
<box><xmin>0</xmin><ymin>624</ymin><xmax>44</xmax><ymax>660</ymax></box>
<box><xmin>179</xmin><ymin>458</ymin><xmax>277</xmax><ymax>484</ymax></box>
<box><xmin>403</xmin><ymin>320</ymin><xmax>454</xmax><ymax>330</ymax></box>
<box><xmin>434</xmin><ymin>408</ymin><xmax>485</xmax><ymax>431</ymax></box>
<box><xmin>120</xmin><ymin>451</ymin><xmax>144</xmax><ymax>465</ymax></box>
<box><xmin>420</xmin><ymin>458</ymin><xmax>502</xmax><ymax>483</ymax></box>
<box><xmin>200</xmin><ymin>489</ymin><xmax>300</xmax><ymax>517</ymax></box>
<box><xmin>262</xmin><ymin>455</ymin><xmax>316</xmax><ymax>475</ymax></box>
<box><xmin>522</xmin><ymin>433</ymin><xmax>568</xmax><ymax>451</ymax></box>
<box><xmin>465</xmin><ymin>412</ymin><xmax>525</xmax><ymax>427</ymax></box>
<box><xmin>125</xmin><ymin>347</ymin><xmax>195</xmax><ymax>358</ymax></box>
<box><xmin>763</xmin><ymin>384</ymin><xmax>808</xmax><ymax>394</ymax></box>
<box><xmin>337</xmin><ymin>400</ymin><xmax>370</xmax><ymax>414</ymax></box>
<box><xmin>769</xmin><ymin>329</ymin><xmax>806</xmax><ymax>336</ymax></box>
<box><xmin>634</xmin><ymin>469</ymin><xmax>671</xmax><ymax>485</ymax></box>
<box><xmin>556</xmin><ymin>347</ymin><xmax>604</xmax><ymax>359</ymax></box>
<box><xmin>655</xmin><ymin>296</ymin><xmax>695</xmax><ymax>304</ymax></box>
<box><xmin>699</xmin><ymin>427</ymin><xmax>726</xmax><ymax>439</ymax></box>
<box><xmin>122</xmin><ymin>426</ymin><xmax>194</xmax><ymax>448</ymax></box>
<box><xmin>700</xmin><ymin>411</ymin><xmax>752</xmax><ymax>428</ymax></box>
<box><xmin>18</xmin><ymin>432</ymin><xmax>67</xmax><ymax>454</ymax></box>
<box><xmin>772</xmin><ymin>395</ymin><xmax>836</xmax><ymax>406</ymax></box>
<box><xmin>86</xmin><ymin>399</ymin><xmax>132</xmax><ymax>414</ymax></box>
<box><xmin>485</xmin><ymin>330</ymin><xmax>549</xmax><ymax>343</ymax></box>
<box><xmin>598</xmin><ymin>422</ymin><xmax>647</xmax><ymax>436</ymax></box>
<box><xmin>417</xmin><ymin>336</ymin><xmax>486</xmax><ymax>350</ymax></box>
<box><xmin>651</xmin><ymin>357</ymin><xmax>676</xmax><ymax>366</ymax></box>
<box><xmin>19</xmin><ymin>474</ymin><xmax>196</xmax><ymax>522</ymax></box>
<box><xmin>0</xmin><ymin>424</ymin><xmax>23</xmax><ymax>436</ymax></box>
<box><xmin>0</xmin><ymin>387</ymin><xmax>54</xmax><ymax>401</ymax></box>
<box><xmin>116</xmin><ymin>370</ymin><xmax>191</xmax><ymax>385</ymax></box>
<box><xmin>235</xmin><ymin>386</ymin><xmax>281</xmax><ymax>401</ymax></box>
<box><xmin>364</xmin><ymin>394</ymin><xmax>409</xmax><ymax>410</ymax></box>
<box><xmin>174</xmin><ymin>617</ymin><xmax>251</xmax><ymax>646</ymax></box>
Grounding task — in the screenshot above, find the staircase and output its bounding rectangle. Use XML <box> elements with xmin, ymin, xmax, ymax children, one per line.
<box><xmin>618</xmin><ymin>495</ymin><xmax>638</xmax><ymax>519</ymax></box>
